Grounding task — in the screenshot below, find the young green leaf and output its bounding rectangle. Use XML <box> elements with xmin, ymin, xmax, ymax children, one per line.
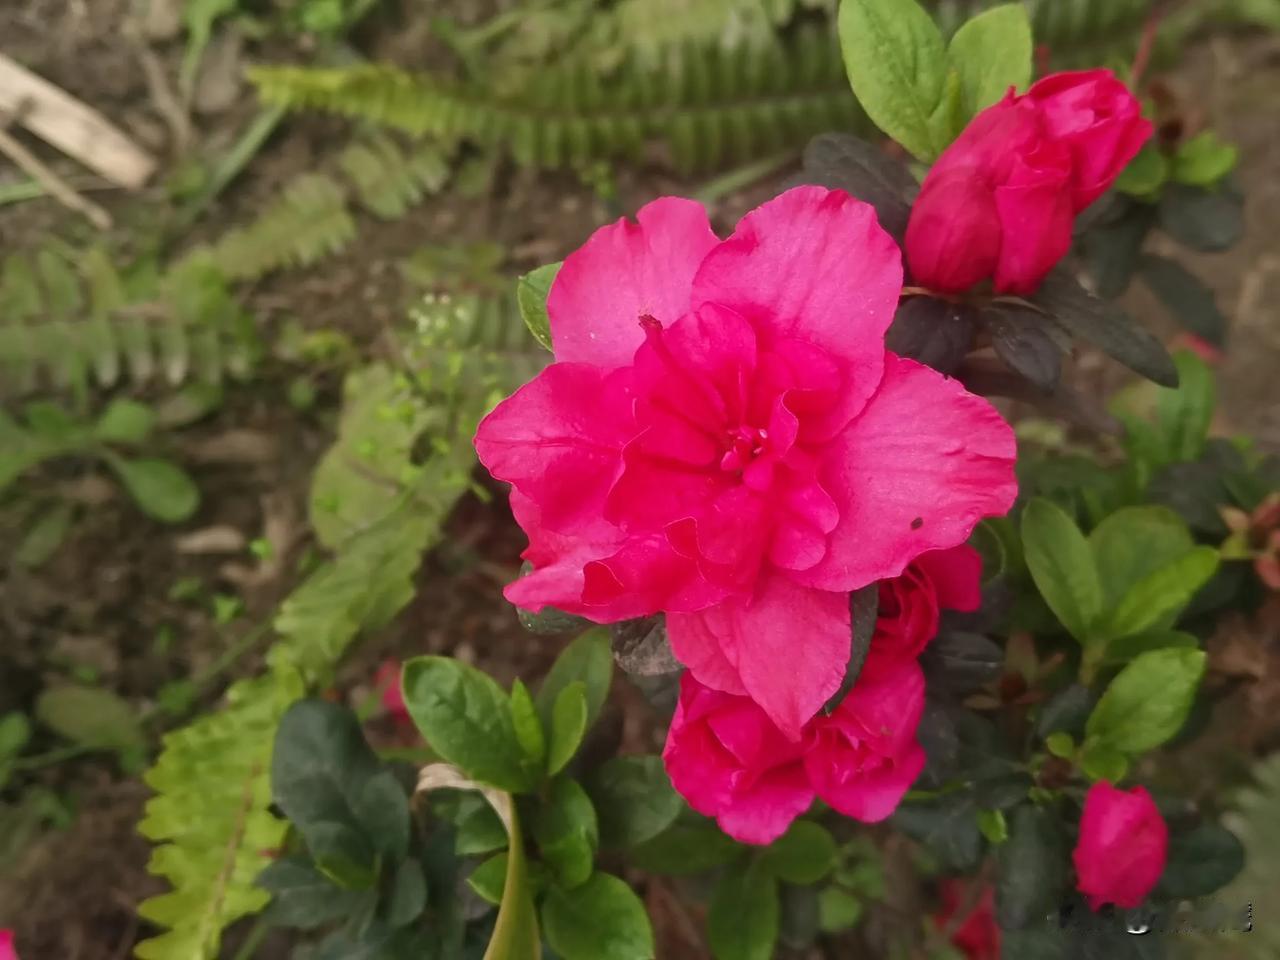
<box><xmin>35</xmin><ymin>685</ymin><xmax>144</xmax><ymax>751</ymax></box>
<box><xmin>977</xmin><ymin>808</ymin><xmax>1009</xmax><ymax>845</ymax></box>
<box><xmin>1155</xmin><ymin>350</ymin><xmax>1216</xmax><ymax>463</ymax></box>
<box><xmin>536</xmin><ymin>628</ymin><xmax>612</xmax><ymax>731</ymax></box>
<box><xmin>542</xmin><ymin>871</ymin><xmax>655</xmax><ymax>960</ymax></box>
<box><xmin>708</xmin><ymin>863</ymin><xmax>780</xmax><ymax>960</ymax></box>
<box><xmin>516</xmin><ymin>261</ymin><xmax>561</xmax><ymax>351</ymax></box>
<box><xmin>509</xmin><ymin>678</ymin><xmax>546</xmax><ymax>773</ymax></box>
<box><xmin>402</xmin><ymin>657</ymin><xmax>533</xmax><ymax>793</ymax></box>
<box><xmin>1088</xmin><ymin>505</ymin><xmax>1196</xmax><ymax>612</ymax></box>
<box><xmin>94</xmin><ymin>398</ymin><xmax>157</xmax><ymax>444</ymax></box>
<box><xmin>1115</xmin><ymin>143</ymin><xmax>1169</xmax><ymax>199</ymax></box>
<box><xmin>1100</xmin><ymin>546</ymin><xmax>1219</xmax><ymax>640</ymax></box>
<box><xmin>589</xmin><ymin>755</ymin><xmax>683</xmax><ymax>850</ymax></box>
<box><xmin>1085</xmin><ymin>648</ymin><xmax>1207</xmax><ymax>755</ymax></box>
<box><xmin>546</xmin><ymin>681</ymin><xmax>589</xmax><ymax>777</ymax></box>
<box><xmin>759</xmin><ymin>821</ymin><xmax>838</xmax><ymax>885</ymax></box>
<box><xmin>1079</xmin><ymin>740</ymin><xmax>1129</xmax><ymax>783</ymax></box>
<box><xmin>1103</xmin><ymin>630</ymin><xmax>1200</xmax><ymax>665</ymax></box>
<box><xmin>468</xmin><ymin>853</ymin><xmax>509</xmax><ymax>906</ymax></box>
<box><xmin>1172</xmin><ymin>131</ymin><xmax>1238</xmax><ymax>187</ymax></box>
<box><xmin>532</xmin><ymin>777</ymin><xmax>598</xmax><ymax>889</ymax></box>
<box><xmin>1021</xmin><ymin>498</ymin><xmax>1103</xmax><ymax>644</ymax></box>
<box><xmin>945</xmin><ymin>4</ymin><xmax>1032</xmax><ymax>121</ymax></box>
<box><xmin>104</xmin><ymin>455</ymin><xmax>200</xmax><ymax>523</ymax></box>
<box><xmin>837</xmin><ymin>0</ymin><xmax>947</xmax><ymax>162</ymax></box>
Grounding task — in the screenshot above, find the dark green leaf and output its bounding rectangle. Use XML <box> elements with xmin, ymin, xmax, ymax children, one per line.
<box><xmin>532</xmin><ymin>778</ymin><xmax>598</xmax><ymax>890</ymax></box>
<box><xmin>1035</xmin><ymin>685</ymin><xmax>1094</xmax><ymax>740</ymax></box>
<box><xmin>914</xmin><ymin>698</ymin><xmax>960</xmax><ymax>788</ymax></box>
<box><xmin>35</xmin><ymin>685</ymin><xmax>144</xmax><ymax>751</ymax></box>
<box><xmin>516</xmin><ymin>261</ymin><xmax>560</xmax><ymax>351</ymax></box>
<box><xmin>1157</xmin><ymin>183</ymin><xmax>1243</xmax><ymax>252</ymax></box>
<box><xmin>258</xmin><ymin>856</ymin><xmax>364</xmax><ymax>930</ymax></box>
<box><xmin>1021</xmin><ymin>498</ymin><xmax>1102</xmax><ymax>645</ymax></box>
<box><xmin>973</xmin><ymin>773</ymin><xmax>1032</xmax><ymax>811</ymax></box>
<box><xmin>885</xmin><ymin>297</ymin><xmax>975</xmax><ymax>375</ymax></box>
<box><xmin>517</xmin><ymin>602</ymin><xmax>592</xmax><ymax>637</ymax></box>
<box><xmin>837</xmin><ymin>0</ymin><xmax>948</xmax><ymax>162</ymax></box>
<box><xmin>589</xmin><ymin>755</ymin><xmax>683</xmax><ymax>850</ymax></box>
<box><xmin>824</xmin><ymin>584</ymin><xmax>878</xmax><ymax>713</ymax></box>
<box><xmin>892</xmin><ymin>795</ymin><xmax>982</xmax><ymax>872</ymax></box>
<box><xmin>1138</xmin><ymin>255</ymin><xmax>1226</xmax><ymax>346</ymax></box>
<box><xmin>402</xmin><ymin>657</ymin><xmax>532</xmax><ymax>793</ymax></box>
<box><xmin>352</xmin><ymin>770</ymin><xmax>410</xmax><ymax>861</ymax></box>
<box><xmin>454</xmin><ymin>799</ymin><xmax>508</xmax><ymax>856</ymax></box>
<box><xmin>309</xmin><ymin>821</ymin><xmax>378</xmax><ymax>890</ymax></box>
<box><xmin>542</xmin><ymin>871</ymin><xmax>655</xmax><ymax>960</ymax></box>
<box><xmin>760</xmin><ymin>821</ymin><xmax>837</xmax><ymax>885</ymax></box>
<box><xmin>708</xmin><ymin>863</ymin><xmax>780</xmax><ymax>960</ymax></box>
<box><xmin>629</xmin><ymin>819</ymin><xmax>741</xmax><ymax>875</ymax></box>
<box><xmin>778</xmin><ymin>883</ymin><xmax>820</xmax><ymax>950</ymax></box>
<box><xmin>546</xmin><ymin>682</ymin><xmax>588</xmax><ymax>777</ymax></box>
<box><xmin>384</xmin><ymin>858</ymin><xmax>427</xmax><ymax>927</ymax></box>
<box><xmin>996</xmin><ymin>805</ymin><xmax>1067</xmax><ymax>930</ymax></box>
<box><xmin>1085</xmin><ymin>649</ymin><xmax>1206</xmax><ymax>755</ymax></box>
<box><xmin>536</xmin><ymin>628</ymin><xmax>612</xmax><ymax>732</ymax></box>
<box><xmin>1158</xmin><ymin>823</ymin><xmax>1244</xmax><ymax>899</ymax></box>
<box><xmin>920</xmin><ymin>630</ymin><xmax>1003</xmax><ymax>693</ymax></box>
<box><xmin>1000</xmin><ymin>925</ymin><xmax>1068</xmax><ymax>959</ymax></box>
<box><xmin>799</xmin><ymin>134</ymin><xmax>915</xmax><ymax>241</ymax></box>
<box><xmin>986</xmin><ymin>306</ymin><xmax>1063</xmax><ymax>393</ymax></box>
<box><xmin>104</xmin><ymin>455</ymin><xmax>200</xmax><ymax>523</ymax></box>
<box><xmin>1081</xmin><ymin>204</ymin><xmax>1153</xmax><ymax>298</ymax></box>
<box><xmin>1033</xmin><ymin>272</ymin><xmax>1178</xmax><ymax>387</ymax></box>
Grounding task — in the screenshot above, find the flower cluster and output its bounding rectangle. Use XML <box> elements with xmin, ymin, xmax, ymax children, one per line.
<box><xmin>905</xmin><ymin>69</ymin><xmax>1152</xmax><ymax>295</ymax></box>
<box><xmin>664</xmin><ymin>545</ymin><xmax>980</xmax><ymax>843</ymax></box>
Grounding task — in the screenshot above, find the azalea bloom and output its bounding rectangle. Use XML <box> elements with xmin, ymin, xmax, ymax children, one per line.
<box><xmin>476</xmin><ymin>186</ymin><xmax>1017</xmax><ymax>736</ymax></box>
<box><xmin>906</xmin><ymin>69</ymin><xmax>1152</xmax><ymax>295</ymax></box>
<box><xmin>375</xmin><ymin>659</ymin><xmax>410</xmax><ymax>723</ymax></box>
<box><xmin>662</xmin><ymin>659</ymin><xmax>925</xmax><ymax>843</ymax></box>
<box><xmin>869</xmin><ymin>544</ymin><xmax>982</xmax><ymax>665</ymax></box>
<box><xmin>1073</xmin><ymin>781</ymin><xmax>1168</xmax><ymax>910</ymax></box>
<box><xmin>1</xmin><ymin>930</ymin><xmax>18</xmax><ymax>960</ymax></box>
<box><xmin>933</xmin><ymin>880</ymin><xmax>1001</xmax><ymax>960</ymax></box>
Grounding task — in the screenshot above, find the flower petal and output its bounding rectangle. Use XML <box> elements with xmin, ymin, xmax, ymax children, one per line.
<box><xmin>548</xmin><ymin>197</ymin><xmax>720</xmax><ymax>367</ymax></box>
<box><xmin>796</xmin><ymin>353</ymin><xmax>1017</xmax><ymax>592</ymax></box>
<box><xmin>691</xmin><ymin>186</ymin><xmax>902</xmax><ymax>437</ymax></box>
<box><xmin>714</xmin><ymin>764</ymin><xmax>815</xmax><ymax>845</ymax></box>
<box><xmin>915</xmin><ymin>544</ymin><xmax>983</xmax><ymax>613</ymax></box>
<box><xmin>668</xmin><ymin>572</ymin><xmax>850</xmax><ymax>739</ymax></box>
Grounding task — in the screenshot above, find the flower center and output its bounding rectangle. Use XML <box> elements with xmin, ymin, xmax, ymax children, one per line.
<box><xmin>719</xmin><ymin>425</ymin><xmax>768</xmax><ymax>473</ymax></box>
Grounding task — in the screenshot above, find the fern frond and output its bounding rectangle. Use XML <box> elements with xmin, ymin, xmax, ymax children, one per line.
<box><xmin>610</xmin><ymin>0</ymin><xmax>835</xmax><ymax>59</ymax></box>
<box><xmin>206</xmin><ymin>174</ymin><xmax>356</xmax><ymax>281</ymax></box>
<box><xmin>931</xmin><ymin>0</ymin><xmax>1154</xmax><ymax>63</ymax></box>
<box><xmin>339</xmin><ymin>135</ymin><xmax>451</xmax><ymax>219</ymax></box>
<box><xmin>249</xmin><ymin>29</ymin><xmax>867</xmax><ymax>173</ymax></box>
<box><xmin>0</xmin><ymin>248</ymin><xmax>257</xmax><ymax>397</ymax></box>
<box><xmin>135</xmin><ymin>671</ymin><xmax>300</xmax><ymax>960</ymax></box>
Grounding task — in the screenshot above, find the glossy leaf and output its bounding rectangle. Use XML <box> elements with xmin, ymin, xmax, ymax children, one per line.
<box><xmin>516</xmin><ymin>261</ymin><xmax>560</xmax><ymax>351</ymax></box>
<box><xmin>1085</xmin><ymin>648</ymin><xmax>1207</xmax><ymax>755</ymax></box>
<box><xmin>542</xmin><ymin>871</ymin><xmax>655</xmax><ymax>960</ymax></box>
<box><xmin>546</xmin><ymin>681</ymin><xmax>588</xmax><ymax>777</ymax></box>
<box><xmin>1021</xmin><ymin>498</ymin><xmax>1102</xmax><ymax>645</ymax></box>
<box><xmin>708</xmin><ymin>863</ymin><xmax>780</xmax><ymax>960</ymax></box>
<box><xmin>536</xmin><ymin>628</ymin><xmax>612</xmax><ymax>732</ymax></box>
<box><xmin>589</xmin><ymin>755</ymin><xmax>683</xmax><ymax>850</ymax></box>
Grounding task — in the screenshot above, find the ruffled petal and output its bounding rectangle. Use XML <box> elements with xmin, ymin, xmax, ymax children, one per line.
<box><xmin>915</xmin><ymin>544</ymin><xmax>983</xmax><ymax>613</ymax></box>
<box><xmin>714</xmin><ymin>764</ymin><xmax>815</xmax><ymax>845</ymax></box>
<box><xmin>547</xmin><ymin>198</ymin><xmax>720</xmax><ymax>367</ymax></box>
<box><xmin>691</xmin><ymin>186</ymin><xmax>902</xmax><ymax>438</ymax></box>
<box><xmin>668</xmin><ymin>572</ymin><xmax>850</xmax><ymax>739</ymax></box>
<box><xmin>796</xmin><ymin>353</ymin><xmax>1017</xmax><ymax>593</ymax></box>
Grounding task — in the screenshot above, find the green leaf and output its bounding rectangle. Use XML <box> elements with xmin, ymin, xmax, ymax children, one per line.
<box><xmin>542</xmin><ymin>871</ymin><xmax>655</xmax><ymax>960</ymax></box>
<box><xmin>1085</xmin><ymin>648</ymin><xmax>1207</xmax><ymax>755</ymax></box>
<box><xmin>818</xmin><ymin>888</ymin><xmax>863</xmax><ymax>934</ymax></box>
<box><xmin>546</xmin><ymin>682</ymin><xmax>588</xmax><ymax>777</ymax></box>
<box><xmin>759</xmin><ymin>821</ymin><xmax>838</xmax><ymax>885</ymax></box>
<box><xmin>35</xmin><ymin>685</ymin><xmax>144</xmax><ymax>750</ymax></box>
<box><xmin>455</xmin><ymin>800</ymin><xmax>509</xmax><ymax>856</ymax></box>
<box><xmin>1139</xmin><ymin>257</ymin><xmax>1226</xmax><ymax>347</ymax></box>
<box><xmin>1088</xmin><ymin>505</ymin><xmax>1196</xmax><ymax>612</ymax></box>
<box><xmin>308</xmin><ymin>822</ymin><xmax>378</xmax><ymax>890</ymax></box>
<box><xmin>1158</xmin><ymin>183</ymin><xmax>1244</xmax><ymax>253</ymax></box>
<box><xmin>1155</xmin><ymin>350</ymin><xmax>1216</xmax><ymax>463</ymax></box>
<box><xmin>1103</xmin><ymin>629</ymin><xmax>1200</xmax><ymax>665</ymax></box>
<box><xmin>516</xmin><ymin>262</ymin><xmax>561</xmax><ymax>351</ymax></box>
<box><xmin>258</xmin><ymin>857</ymin><xmax>364</xmax><ymax>930</ymax></box>
<box><xmin>468</xmin><ymin>853</ymin><xmax>509</xmax><ymax>905</ymax></box>
<box><xmin>353</xmin><ymin>771</ymin><xmax>411</xmax><ymax>861</ymax></box>
<box><xmin>403</xmin><ymin>657</ymin><xmax>532</xmax><ymax>793</ymax></box>
<box><xmin>977</xmin><ymin>808</ymin><xmax>1008</xmax><ymax>845</ymax></box>
<box><xmin>1115</xmin><ymin>143</ymin><xmax>1170</xmax><ymax>199</ymax></box>
<box><xmin>945</xmin><ymin>4</ymin><xmax>1031</xmax><ymax>120</ymax></box>
<box><xmin>1021</xmin><ymin>498</ymin><xmax>1103</xmax><ymax>644</ymax></box>
<box><xmin>1172</xmin><ymin>131</ymin><xmax>1238</xmax><ymax>187</ymax></box>
<box><xmin>536</xmin><ymin>628</ymin><xmax>612</xmax><ymax>732</ymax></box>
<box><xmin>509</xmin><ymin>679</ymin><xmax>546</xmax><ymax>774</ymax></box>
<box><xmin>94</xmin><ymin>398</ymin><xmax>156</xmax><ymax>444</ymax></box>
<box><xmin>14</xmin><ymin>501</ymin><xmax>75</xmax><ymax>569</ymax></box>
<box><xmin>1158</xmin><ymin>823</ymin><xmax>1244</xmax><ymax>899</ymax></box>
<box><xmin>532</xmin><ymin>777</ymin><xmax>598</xmax><ymax>889</ymax></box>
<box><xmin>838</xmin><ymin>0</ymin><xmax>947</xmax><ymax>162</ymax></box>
<box><xmin>629</xmin><ymin>818</ymin><xmax>741</xmax><ymax>875</ymax></box>
<box><xmin>104</xmin><ymin>455</ymin><xmax>200</xmax><ymax>523</ymax></box>
<box><xmin>1100</xmin><ymin>546</ymin><xmax>1219</xmax><ymax>640</ymax></box>
<box><xmin>892</xmin><ymin>794</ymin><xmax>982</xmax><ymax>872</ymax></box>
<box><xmin>0</xmin><ymin>712</ymin><xmax>33</xmax><ymax>788</ymax></box>
<box><xmin>1080</xmin><ymin>740</ymin><xmax>1129</xmax><ymax>783</ymax></box>
<box><xmin>1044</xmin><ymin>733</ymin><xmax>1075</xmax><ymax>759</ymax></box>
<box><xmin>996</xmin><ymin>806</ymin><xmax>1067</xmax><ymax>931</ymax></box>
<box><xmin>385</xmin><ymin>859</ymin><xmax>427</xmax><ymax>927</ymax></box>
<box><xmin>589</xmin><ymin>755</ymin><xmax>683</xmax><ymax>850</ymax></box>
<box><xmin>708</xmin><ymin>863</ymin><xmax>780</xmax><ymax>960</ymax></box>
<box><xmin>1035</xmin><ymin>684</ymin><xmax>1094</xmax><ymax>740</ymax></box>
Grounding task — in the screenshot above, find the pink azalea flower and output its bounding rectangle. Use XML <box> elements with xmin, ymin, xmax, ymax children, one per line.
<box><xmin>1073</xmin><ymin>782</ymin><xmax>1168</xmax><ymax>910</ymax></box>
<box><xmin>870</xmin><ymin>544</ymin><xmax>983</xmax><ymax>664</ymax></box>
<box><xmin>663</xmin><ymin>659</ymin><xmax>926</xmax><ymax>843</ymax></box>
<box><xmin>933</xmin><ymin>880</ymin><xmax>1001</xmax><ymax>960</ymax></box>
<box><xmin>476</xmin><ymin>186</ymin><xmax>1017</xmax><ymax>737</ymax></box>
<box><xmin>375</xmin><ymin>659</ymin><xmax>410</xmax><ymax>724</ymax></box>
<box><xmin>1</xmin><ymin>930</ymin><xmax>19</xmax><ymax>960</ymax></box>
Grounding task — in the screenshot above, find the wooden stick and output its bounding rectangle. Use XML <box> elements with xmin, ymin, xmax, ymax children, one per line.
<box><xmin>0</xmin><ymin>109</ymin><xmax>112</xmax><ymax>229</ymax></box>
<box><xmin>0</xmin><ymin>53</ymin><xmax>156</xmax><ymax>189</ymax></box>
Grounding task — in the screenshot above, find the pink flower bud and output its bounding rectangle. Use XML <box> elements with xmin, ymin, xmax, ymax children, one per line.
<box><xmin>1073</xmin><ymin>782</ymin><xmax>1168</xmax><ymax>910</ymax></box>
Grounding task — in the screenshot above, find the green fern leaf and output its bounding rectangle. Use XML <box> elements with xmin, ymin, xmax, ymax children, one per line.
<box><xmin>339</xmin><ymin>135</ymin><xmax>451</xmax><ymax>219</ymax></box>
